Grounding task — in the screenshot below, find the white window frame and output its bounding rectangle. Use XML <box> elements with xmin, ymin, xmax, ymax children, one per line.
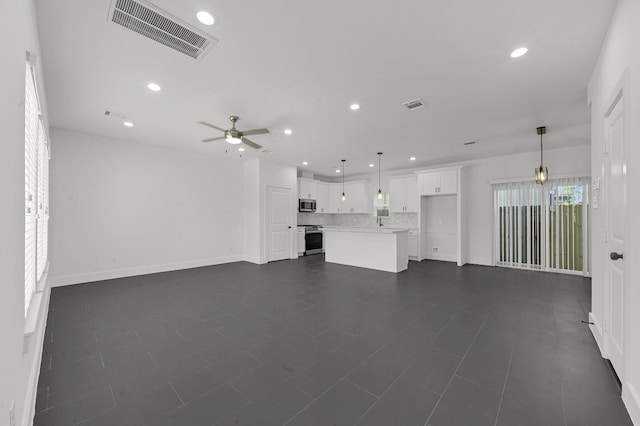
<box><xmin>25</xmin><ymin>54</ymin><xmax>50</xmax><ymax>317</ymax></box>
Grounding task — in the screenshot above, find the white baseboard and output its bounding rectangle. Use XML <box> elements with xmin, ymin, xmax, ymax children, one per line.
<box><xmin>623</xmin><ymin>381</ymin><xmax>640</xmax><ymax>426</ymax></box>
<box><xmin>49</xmin><ymin>256</ymin><xmax>243</xmax><ymax>287</ymax></box>
<box><xmin>242</xmin><ymin>256</ymin><xmax>267</xmax><ymax>265</ymax></box>
<box><xmin>465</xmin><ymin>257</ymin><xmax>492</xmax><ymax>266</ymax></box>
<box><xmin>588</xmin><ymin>312</ymin><xmax>606</xmax><ymax>356</ymax></box>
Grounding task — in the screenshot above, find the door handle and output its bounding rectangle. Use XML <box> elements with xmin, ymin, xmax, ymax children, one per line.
<box><xmin>610</xmin><ymin>252</ymin><xmax>623</xmax><ymax>260</ymax></box>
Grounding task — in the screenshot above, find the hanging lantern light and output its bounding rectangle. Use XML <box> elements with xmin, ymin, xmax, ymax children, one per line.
<box><xmin>534</xmin><ymin>126</ymin><xmax>548</xmax><ymax>185</ymax></box>
<box><xmin>377</xmin><ymin>152</ymin><xmax>383</xmax><ymax>199</ymax></box>
<box><xmin>341</xmin><ymin>159</ymin><xmax>346</xmax><ymax>201</ymax></box>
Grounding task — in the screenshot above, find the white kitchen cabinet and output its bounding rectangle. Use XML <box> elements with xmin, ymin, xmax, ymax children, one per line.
<box><xmin>416</xmin><ymin>166</ymin><xmax>466</xmax><ymax>266</ymax></box>
<box><xmin>345</xmin><ymin>181</ymin><xmax>369</xmax><ymax>213</ymax></box>
<box><xmin>328</xmin><ymin>183</ymin><xmax>343</xmax><ymax>213</ymax></box>
<box><xmin>316</xmin><ymin>182</ymin><xmax>330</xmax><ymax>213</ymax></box>
<box><xmin>419</xmin><ymin>170</ymin><xmax>457</xmax><ymax>195</ymax></box>
<box><xmin>389</xmin><ymin>176</ymin><xmax>418</xmax><ymax>213</ymax></box>
<box><xmin>408</xmin><ymin>229</ymin><xmax>418</xmax><ymax>260</ymax></box>
<box><xmin>298</xmin><ymin>178</ymin><xmax>317</xmax><ymax>200</ymax></box>
<box><xmin>328</xmin><ymin>181</ymin><xmax>369</xmax><ymax>213</ymax></box>
<box><xmin>296</xmin><ymin>227</ymin><xmax>306</xmax><ymax>256</ymax></box>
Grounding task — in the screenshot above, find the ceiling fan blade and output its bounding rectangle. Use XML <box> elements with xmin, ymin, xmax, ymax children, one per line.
<box><xmin>202</xmin><ymin>136</ymin><xmax>225</xmax><ymax>142</ymax></box>
<box><xmin>242</xmin><ymin>138</ymin><xmax>263</xmax><ymax>150</ymax></box>
<box><xmin>240</xmin><ymin>128</ymin><xmax>270</xmax><ymax>137</ymax></box>
<box><xmin>198</xmin><ymin>121</ymin><xmax>226</xmax><ymax>132</ymax></box>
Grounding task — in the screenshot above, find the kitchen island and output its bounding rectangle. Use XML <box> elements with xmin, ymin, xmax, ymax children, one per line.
<box><xmin>323</xmin><ymin>227</ymin><xmax>409</xmax><ymax>273</ymax></box>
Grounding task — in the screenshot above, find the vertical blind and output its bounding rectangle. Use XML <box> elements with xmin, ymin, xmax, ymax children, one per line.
<box><xmin>25</xmin><ymin>58</ymin><xmax>50</xmax><ymax>317</ymax></box>
<box><xmin>493</xmin><ymin>176</ymin><xmax>590</xmax><ymax>275</ymax></box>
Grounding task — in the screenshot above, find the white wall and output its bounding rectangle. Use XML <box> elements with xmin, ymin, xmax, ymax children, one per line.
<box><xmin>587</xmin><ymin>0</ymin><xmax>640</xmax><ymax>422</ymax></box>
<box><xmin>0</xmin><ymin>0</ymin><xmax>51</xmax><ymax>425</ymax></box>
<box><xmin>464</xmin><ymin>144</ymin><xmax>591</xmax><ymax>265</ymax></box>
<box><xmin>48</xmin><ymin>128</ymin><xmax>245</xmax><ymax>285</ymax></box>
<box><xmin>242</xmin><ymin>160</ymin><xmax>261</xmax><ymax>263</ymax></box>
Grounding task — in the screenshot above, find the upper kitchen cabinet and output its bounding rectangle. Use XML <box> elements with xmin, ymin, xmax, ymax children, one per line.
<box><xmin>389</xmin><ymin>176</ymin><xmax>418</xmax><ymax>213</ymax></box>
<box><xmin>298</xmin><ymin>178</ymin><xmax>317</xmax><ymax>200</ymax></box>
<box><xmin>328</xmin><ymin>181</ymin><xmax>370</xmax><ymax>214</ymax></box>
<box><xmin>418</xmin><ymin>169</ymin><xmax>458</xmax><ymax>195</ymax></box>
<box><xmin>316</xmin><ymin>182</ymin><xmax>330</xmax><ymax>213</ymax></box>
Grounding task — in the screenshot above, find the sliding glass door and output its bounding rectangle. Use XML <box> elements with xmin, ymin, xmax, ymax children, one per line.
<box><xmin>493</xmin><ymin>176</ymin><xmax>590</xmax><ymax>275</ymax></box>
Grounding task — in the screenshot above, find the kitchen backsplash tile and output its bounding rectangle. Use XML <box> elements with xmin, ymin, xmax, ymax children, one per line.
<box><xmin>297</xmin><ymin>212</ymin><xmax>417</xmax><ymax>229</ymax></box>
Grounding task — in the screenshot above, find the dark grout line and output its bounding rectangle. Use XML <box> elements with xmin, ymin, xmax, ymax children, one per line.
<box><xmin>423</xmin><ymin>312</ymin><xmax>490</xmax><ymax>426</ymax></box>
<box><xmin>492</xmin><ymin>339</ymin><xmax>516</xmax><ymax>426</ymax></box>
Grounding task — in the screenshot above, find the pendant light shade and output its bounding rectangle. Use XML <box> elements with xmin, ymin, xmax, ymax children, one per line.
<box><xmin>377</xmin><ymin>152</ymin><xmax>383</xmax><ymax>199</ymax></box>
<box><xmin>534</xmin><ymin>126</ymin><xmax>548</xmax><ymax>185</ymax></box>
<box><xmin>341</xmin><ymin>160</ymin><xmax>346</xmax><ymax>201</ymax></box>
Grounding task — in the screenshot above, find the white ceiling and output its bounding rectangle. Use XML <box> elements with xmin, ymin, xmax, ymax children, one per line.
<box><xmin>35</xmin><ymin>0</ymin><xmax>617</xmax><ymax>179</ymax></box>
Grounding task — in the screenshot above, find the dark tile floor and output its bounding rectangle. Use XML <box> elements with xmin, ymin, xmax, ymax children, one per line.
<box><xmin>34</xmin><ymin>257</ymin><xmax>633</xmax><ymax>426</ymax></box>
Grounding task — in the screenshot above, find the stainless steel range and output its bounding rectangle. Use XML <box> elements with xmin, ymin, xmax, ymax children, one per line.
<box><xmin>301</xmin><ymin>225</ymin><xmax>323</xmax><ymax>255</ymax></box>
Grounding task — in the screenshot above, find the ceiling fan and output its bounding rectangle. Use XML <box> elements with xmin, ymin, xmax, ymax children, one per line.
<box><xmin>198</xmin><ymin>115</ymin><xmax>269</xmax><ymax>150</ymax></box>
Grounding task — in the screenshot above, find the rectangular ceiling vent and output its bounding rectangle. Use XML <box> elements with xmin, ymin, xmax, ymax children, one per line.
<box><xmin>462</xmin><ymin>140</ymin><xmax>477</xmax><ymax>146</ymax></box>
<box><xmin>402</xmin><ymin>98</ymin><xmax>425</xmax><ymax>110</ymax></box>
<box><xmin>107</xmin><ymin>0</ymin><xmax>218</xmax><ymax>61</ymax></box>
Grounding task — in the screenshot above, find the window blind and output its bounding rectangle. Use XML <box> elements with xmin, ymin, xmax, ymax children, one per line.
<box><xmin>493</xmin><ymin>176</ymin><xmax>590</xmax><ymax>275</ymax></box>
<box><xmin>25</xmin><ymin>62</ymin><xmax>39</xmax><ymax>316</ymax></box>
<box><xmin>24</xmin><ymin>57</ymin><xmax>49</xmax><ymax>317</ymax></box>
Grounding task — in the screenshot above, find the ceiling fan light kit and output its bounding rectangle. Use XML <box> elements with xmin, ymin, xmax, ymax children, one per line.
<box><xmin>534</xmin><ymin>126</ymin><xmax>548</xmax><ymax>185</ymax></box>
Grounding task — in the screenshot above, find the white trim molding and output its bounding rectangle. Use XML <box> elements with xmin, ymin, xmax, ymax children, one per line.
<box><xmin>49</xmin><ymin>256</ymin><xmax>243</xmax><ymax>287</ymax></box>
<box><xmin>623</xmin><ymin>381</ymin><xmax>640</xmax><ymax>426</ymax></box>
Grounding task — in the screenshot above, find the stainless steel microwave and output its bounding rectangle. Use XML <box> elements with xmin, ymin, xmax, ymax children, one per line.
<box><xmin>299</xmin><ymin>199</ymin><xmax>316</xmax><ymax>212</ymax></box>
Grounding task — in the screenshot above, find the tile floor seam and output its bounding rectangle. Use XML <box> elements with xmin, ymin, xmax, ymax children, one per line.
<box><xmin>108</xmin><ymin>384</ymin><xmax>117</xmax><ymax>408</ymax></box>
<box><xmin>423</xmin><ymin>312</ymin><xmax>490</xmax><ymax>426</ymax></box>
<box><xmin>343</xmin><ymin>378</ymin><xmax>382</xmax><ymax>400</ymax></box>
<box><xmin>282</xmin><ymin>331</ymin><xmax>403</xmax><ymax>426</ymax></box>
<box><xmin>286</xmin><ymin>378</ymin><xmax>317</xmax><ymax>400</ymax></box>
<box><xmin>169</xmin><ymin>383</ymin><xmax>186</xmax><ymax>406</ymax></box>
<box><xmin>559</xmin><ymin>379</ymin><xmax>569</xmax><ymax>426</ymax></box>
<box><xmin>242</xmin><ymin>350</ymin><xmax>264</xmax><ymax>365</ymax></box>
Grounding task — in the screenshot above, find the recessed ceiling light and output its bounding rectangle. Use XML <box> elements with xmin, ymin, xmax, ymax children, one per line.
<box><xmin>147</xmin><ymin>83</ymin><xmax>161</xmax><ymax>92</ymax></box>
<box><xmin>284</xmin><ymin>129</ymin><xmax>293</xmax><ymax>135</ymax></box>
<box><xmin>369</xmin><ymin>163</ymin><xmax>374</xmax><ymax>167</ymax></box>
<box><xmin>510</xmin><ymin>47</ymin><xmax>528</xmax><ymax>58</ymax></box>
<box><xmin>238</xmin><ymin>147</ymin><xmax>245</xmax><ymax>152</ymax></box>
<box><xmin>196</xmin><ymin>11</ymin><xmax>215</xmax><ymax>25</ymax></box>
<box><xmin>350</xmin><ymin>103</ymin><xmax>360</xmax><ymax>110</ymax></box>
<box><xmin>336</xmin><ymin>169</ymin><xmax>341</xmax><ymax>173</ymax></box>
<box><xmin>410</xmin><ymin>156</ymin><xmax>416</xmax><ymax>161</ymax></box>
<box><xmin>123</xmin><ymin>121</ymin><xmax>134</xmax><ymax>127</ymax></box>
<box><xmin>302</xmin><ymin>161</ymin><xmax>308</xmax><ymax>166</ymax></box>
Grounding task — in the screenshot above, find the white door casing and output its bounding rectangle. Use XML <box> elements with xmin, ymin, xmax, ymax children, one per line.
<box><xmin>267</xmin><ymin>186</ymin><xmax>291</xmax><ymax>262</ymax></box>
<box><xmin>603</xmin><ymin>86</ymin><xmax>627</xmax><ymax>378</ymax></box>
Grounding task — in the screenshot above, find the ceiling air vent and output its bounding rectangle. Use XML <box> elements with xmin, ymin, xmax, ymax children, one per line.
<box><xmin>107</xmin><ymin>0</ymin><xmax>218</xmax><ymax>61</ymax></box>
<box><xmin>462</xmin><ymin>140</ymin><xmax>477</xmax><ymax>146</ymax></box>
<box><xmin>402</xmin><ymin>98</ymin><xmax>425</xmax><ymax>111</ymax></box>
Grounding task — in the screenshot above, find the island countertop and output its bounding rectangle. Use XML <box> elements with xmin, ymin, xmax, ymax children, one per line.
<box><xmin>322</xmin><ymin>227</ymin><xmax>409</xmax><ymax>234</ymax></box>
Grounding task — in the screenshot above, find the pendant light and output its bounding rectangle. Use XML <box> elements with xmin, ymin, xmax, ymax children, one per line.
<box><xmin>377</xmin><ymin>152</ymin><xmax>383</xmax><ymax>199</ymax></box>
<box><xmin>534</xmin><ymin>126</ymin><xmax>548</xmax><ymax>185</ymax></box>
<box><xmin>341</xmin><ymin>160</ymin><xmax>346</xmax><ymax>201</ymax></box>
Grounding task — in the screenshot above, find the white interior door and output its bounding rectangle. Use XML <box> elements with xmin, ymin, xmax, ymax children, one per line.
<box><xmin>268</xmin><ymin>186</ymin><xmax>291</xmax><ymax>262</ymax></box>
<box><xmin>604</xmin><ymin>90</ymin><xmax>626</xmax><ymax>377</ymax></box>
